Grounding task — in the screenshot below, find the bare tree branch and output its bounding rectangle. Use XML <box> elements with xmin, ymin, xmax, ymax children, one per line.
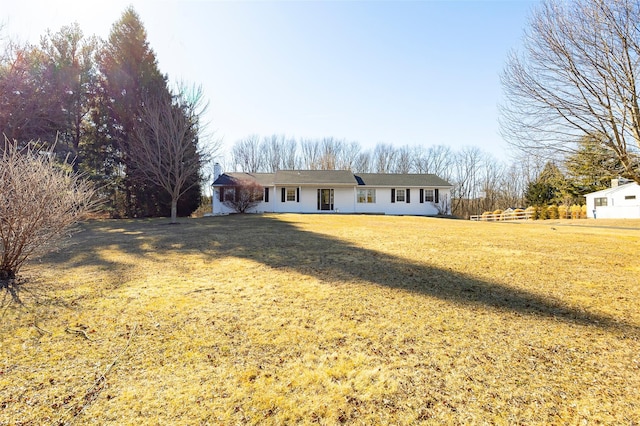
<box><xmin>0</xmin><ymin>138</ymin><xmax>97</xmax><ymax>282</ymax></box>
<box><xmin>131</xmin><ymin>84</ymin><xmax>209</xmax><ymax>223</ymax></box>
<box><xmin>501</xmin><ymin>0</ymin><xmax>640</xmax><ymax>183</ymax></box>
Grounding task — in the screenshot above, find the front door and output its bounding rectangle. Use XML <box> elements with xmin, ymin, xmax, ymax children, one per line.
<box><xmin>317</xmin><ymin>189</ymin><xmax>334</xmax><ymax>211</ymax></box>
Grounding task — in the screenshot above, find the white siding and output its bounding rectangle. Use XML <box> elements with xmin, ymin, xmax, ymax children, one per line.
<box><xmin>272</xmin><ymin>187</ymin><xmax>356</xmax><ymax>213</ymax></box>
<box><xmin>354</xmin><ymin>187</ymin><xmax>451</xmax><ymax>216</ymax></box>
<box><xmin>585</xmin><ymin>183</ymin><xmax>640</xmax><ymax>219</ymax></box>
<box><xmin>211</xmin><ymin>188</ymin><xmax>273</xmax><ymax>214</ymax></box>
<box><xmin>212</xmin><ymin>185</ymin><xmax>452</xmax><ymax>216</ymax></box>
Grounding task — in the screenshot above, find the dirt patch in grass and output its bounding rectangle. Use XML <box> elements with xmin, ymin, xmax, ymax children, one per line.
<box><xmin>1</xmin><ymin>214</ymin><xmax>639</xmax><ymax>424</ymax></box>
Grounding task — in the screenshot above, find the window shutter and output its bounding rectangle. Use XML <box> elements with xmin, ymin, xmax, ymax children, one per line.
<box><xmin>234</xmin><ymin>187</ymin><xmax>239</xmax><ymax>202</ymax></box>
<box><xmin>219</xmin><ymin>187</ymin><xmax>224</xmax><ymax>202</ymax></box>
<box><xmin>435</xmin><ymin>189</ymin><xmax>439</xmax><ymax>203</ymax></box>
<box><xmin>264</xmin><ymin>188</ymin><xmax>269</xmax><ymax>203</ymax></box>
<box><xmin>391</xmin><ymin>188</ymin><xmax>395</xmax><ymax>203</ymax></box>
<box><xmin>317</xmin><ymin>189</ymin><xmax>321</xmax><ymax>210</ymax></box>
<box><xmin>281</xmin><ymin>188</ymin><xmax>286</xmax><ymax>202</ymax></box>
<box><xmin>297</xmin><ymin>187</ymin><xmax>300</xmax><ymax>202</ymax></box>
<box><xmin>406</xmin><ymin>189</ymin><xmax>410</xmax><ymax>203</ymax></box>
<box><xmin>420</xmin><ymin>189</ymin><xmax>424</xmax><ymax>203</ymax></box>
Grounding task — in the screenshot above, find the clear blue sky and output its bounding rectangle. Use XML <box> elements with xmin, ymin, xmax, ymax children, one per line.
<box><xmin>2</xmin><ymin>0</ymin><xmax>538</xmax><ymax>161</ymax></box>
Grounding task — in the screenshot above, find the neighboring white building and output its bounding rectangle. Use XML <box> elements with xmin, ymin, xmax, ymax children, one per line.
<box><xmin>211</xmin><ymin>169</ymin><xmax>453</xmax><ymax>216</ymax></box>
<box><xmin>584</xmin><ymin>179</ymin><xmax>640</xmax><ymax>219</ymax></box>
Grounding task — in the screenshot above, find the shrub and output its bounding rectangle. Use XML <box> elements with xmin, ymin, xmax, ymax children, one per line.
<box><xmin>190</xmin><ymin>199</ymin><xmax>212</xmax><ymax>218</ymax></box>
<box><xmin>222</xmin><ymin>180</ymin><xmax>265</xmax><ymax>213</ymax></box>
<box><xmin>530</xmin><ymin>206</ymin><xmax>539</xmax><ymax>220</ymax></box>
<box><xmin>525</xmin><ymin>206</ymin><xmax>535</xmax><ymax>220</ymax></box>
<box><xmin>548</xmin><ymin>205</ymin><xmax>559</xmax><ymax>219</ymax></box>
<box><xmin>580</xmin><ymin>204</ymin><xmax>587</xmax><ymax>219</ymax></box>
<box><xmin>493</xmin><ymin>209</ymin><xmax>503</xmax><ymax>221</ymax></box>
<box><xmin>481</xmin><ymin>211</ymin><xmax>493</xmax><ymax>221</ymax></box>
<box><xmin>1</xmin><ymin>141</ymin><xmax>97</xmax><ymax>282</ymax></box>
<box><xmin>514</xmin><ymin>208</ymin><xmax>526</xmax><ymax>219</ymax></box>
<box><xmin>558</xmin><ymin>205</ymin><xmax>569</xmax><ymax>219</ymax></box>
<box><xmin>570</xmin><ymin>204</ymin><xmax>581</xmax><ymax>219</ymax></box>
<box><xmin>539</xmin><ymin>205</ymin><xmax>549</xmax><ymax>220</ymax></box>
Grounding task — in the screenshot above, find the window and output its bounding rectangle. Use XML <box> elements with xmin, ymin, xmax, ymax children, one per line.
<box><xmin>223</xmin><ymin>187</ymin><xmax>236</xmax><ymax>202</ymax></box>
<box><xmin>424</xmin><ymin>189</ymin><xmax>434</xmax><ymax>202</ymax></box>
<box><xmin>396</xmin><ymin>189</ymin><xmax>405</xmax><ymax>202</ymax></box>
<box><xmin>357</xmin><ymin>189</ymin><xmax>376</xmax><ymax>203</ymax></box>
<box><xmin>595</xmin><ymin>197</ymin><xmax>607</xmax><ymax>207</ymax></box>
<box><xmin>625</xmin><ymin>195</ymin><xmax>637</xmax><ymax>200</ymax></box>
<box><xmin>281</xmin><ymin>187</ymin><xmax>299</xmax><ymax>202</ymax></box>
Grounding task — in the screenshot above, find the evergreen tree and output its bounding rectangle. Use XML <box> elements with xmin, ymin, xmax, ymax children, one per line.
<box><xmin>0</xmin><ymin>43</ymin><xmax>61</xmax><ymax>146</ymax></box>
<box><xmin>39</xmin><ymin>24</ymin><xmax>100</xmax><ymax>169</ymax></box>
<box><xmin>97</xmin><ymin>6</ymin><xmax>170</xmax><ymax>217</ymax></box>
<box><xmin>94</xmin><ymin>7</ymin><xmax>200</xmax><ymax>217</ymax></box>
<box><xmin>565</xmin><ymin>134</ymin><xmax>624</xmax><ymax>195</ymax></box>
<box><xmin>525</xmin><ymin>162</ymin><xmax>571</xmax><ymax>206</ymax></box>
<box><xmin>525</xmin><ymin>180</ymin><xmax>554</xmax><ymax>207</ymax></box>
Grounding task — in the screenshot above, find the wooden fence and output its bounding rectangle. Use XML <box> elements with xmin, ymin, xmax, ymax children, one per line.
<box><xmin>469</xmin><ymin>211</ymin><xmax>533</xmax><ymax>222</ymax></box>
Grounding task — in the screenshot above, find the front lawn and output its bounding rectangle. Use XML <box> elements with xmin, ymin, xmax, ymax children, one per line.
<box><xmin>1</xmin><ymin>214</ymin><xmax>639</xmax><ymax>424</ymax></box>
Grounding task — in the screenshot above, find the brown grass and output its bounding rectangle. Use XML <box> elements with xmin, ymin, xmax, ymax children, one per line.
<box><xmin>1</xmin><ymin>214</ymin><xmax>639</xmax><ymax>424</ymax></box>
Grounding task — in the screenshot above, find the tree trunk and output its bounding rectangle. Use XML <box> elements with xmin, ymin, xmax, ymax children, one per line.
<box><xmin>171</xmin><ymin>198</ymin><xmax>178</xmax><ymax>224</ymax></box>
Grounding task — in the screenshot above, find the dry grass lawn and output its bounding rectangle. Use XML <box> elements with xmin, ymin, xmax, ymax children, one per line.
<box><xmin>1</xmin><ymin>214</ymin><xmax>639</xmax><ymax>425</ymax></box>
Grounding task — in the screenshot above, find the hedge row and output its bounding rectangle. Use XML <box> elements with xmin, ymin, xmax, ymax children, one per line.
<box><xmin>480</xmin><ymin>205</ymin><xmax>587</xmax><ymax>221</ymax></box>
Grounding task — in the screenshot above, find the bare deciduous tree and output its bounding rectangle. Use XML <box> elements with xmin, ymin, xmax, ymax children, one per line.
<box><xmin>373</xmin><ymin>143</ymin><xmax>396</xmax><ymax>173</ymax></box>
<box><xmin>319</xmin><ymin>137</ymin><xmax>340</xmax><ymax>170</ymax></box>
<box><xmin>232</xmin><ymin>135</ymin><xmax>262</xmax><ymax>172</ymax></box>
<box><xmin>261</xmin><ymin>134</ymin><xmax>285</xmax><ymax>173</ymax></box>
<box><xmin>0</xmin><ymin>140</ymin><xmax>96</xmax><ymax>283</ymax></box>
<box><xmin>337</xmin><ymin>141</ymin><xmax>361</xmax><ymax>171</ymax></box>
<box><xmin>282</xmin><ymin>137</ymin><xmax>298</xmax><ymax>170</ymax></box>
<box><xmin>450</xmin><ymin>146</ymin><xmax>483</xmax><ymax>217</ymax></box>
<box><xmin>132</xmin><ymin>84</ymin><xmax>208</xmax><ymax>224</ymax></box>
<box><xmin>222</xmin><ymin>180</ymin><xmax>264</xmax><ymax>213</ymax></box>
<box><xmin>394</xmin><ymin>145</ymin><xmax>412</xmax><ymax>173</ymax></box>
<box><xmin>501</xmin><ymin>0</ymin><xmax>640</xmax><ymax>183</ymax></box>
<box><xmin>300</xmin><ymin>138</ymin><xmax>321</xmax><ymax>170</ymax></box>
<box><xmin>425</xmin><ymin>145</ymin><xmax>454</xmax><ymax>182</ymax></box>
<box><xmin>353</xmin><ymin>151</ymin><xmax>372</xmax><ymax>173</ymax></box>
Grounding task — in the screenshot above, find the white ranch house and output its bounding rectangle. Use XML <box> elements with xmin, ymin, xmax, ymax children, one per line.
<box><xmin>211</xmin><ymin>169</ymin><xmax>452</xmax><ymax>216</ymax></box>
<box><xmin>584</xmin><ymin>179</ymin><xmax>640</xmax><ymax>219</ymax></box>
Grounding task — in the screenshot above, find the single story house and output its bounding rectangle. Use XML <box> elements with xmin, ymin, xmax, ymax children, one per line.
<box><xmin>584</xmin><ymin>179</ymin><xmax>640</xmax><ymax>219</ymax></box>
<box><xmin>211</xmin><ymin>168</ymin><xmax>453</xmax><ymax>216</ymax></box>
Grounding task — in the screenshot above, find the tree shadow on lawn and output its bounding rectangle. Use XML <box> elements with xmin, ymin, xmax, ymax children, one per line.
<box><xmin>27</xmin><ymin>214</ymin><xmax>640</xmax><ymax>336</ymax></box>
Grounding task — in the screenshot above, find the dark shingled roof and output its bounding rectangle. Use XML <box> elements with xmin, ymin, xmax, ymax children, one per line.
<box><xmin>273</xmin><ymin>170</ymin><xmax>357</xmax><ymax>185</ymax></box>
<box><xmin>212</xmin><ymin>172</ymin><xmax>274</xmax><ymax>186</ymax></box>
<box><xmin>213</xmin><ymin>171</ymin><xmax>452</xmax><ymax>187</ymax></box>
<box><xmin>354</xmin><ymin>173</ymin><xmax>452</xmax><ymax>187</ymax></box>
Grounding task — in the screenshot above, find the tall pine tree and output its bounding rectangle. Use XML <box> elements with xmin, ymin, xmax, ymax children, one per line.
<box><xmin>96</xmin><ymin>7</ymin><xmax>203</xmax><ymax>218</ymax></box>
<box><xmin>98</xmin><ymin>7</ymin><xmax>170</xmax><ymax>217</ymax></box>
<box><xmin>565</xmin><ymin>134</ymin><xmax>625</xmax><ymax>195</ymax></box>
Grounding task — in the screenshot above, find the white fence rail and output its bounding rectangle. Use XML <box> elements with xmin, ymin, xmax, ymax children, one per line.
<box><xmin>469</xmin><ymin>212</ymin><xmax>533</xmax><ymax>222</ymax></box>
